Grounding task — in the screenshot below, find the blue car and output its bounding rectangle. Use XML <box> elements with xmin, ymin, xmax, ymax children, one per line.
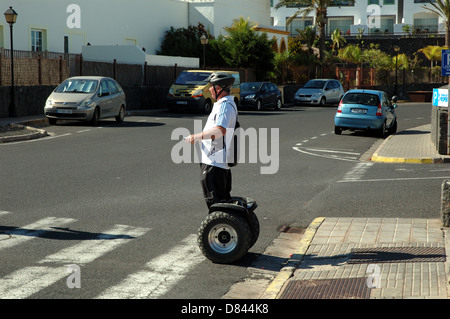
<box><xmin>240</xmin><ymin>82</ymin><xmax>282</xmax><ymax>110</ymax></box>
<box><xmin>334</xmin><ymin>89</ymin><xmax>398</xmax><ymax>138</ymax></box>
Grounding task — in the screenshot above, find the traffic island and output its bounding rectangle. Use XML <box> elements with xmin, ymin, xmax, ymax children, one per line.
<box><xmin>0</xmin><ymin>124</ymin><xmax>48</xmax><ymax>143</ymax></box>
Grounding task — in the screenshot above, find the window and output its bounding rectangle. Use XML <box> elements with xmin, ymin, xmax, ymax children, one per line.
<box><xmin>287</xmin><ymin>17</ymin><xmax>313</xmax><ymax>37</ymax></box>
<box><xmin>31</xmin><ymin>29</ymin><xmax>45</xmax><ymax>52</ymax></box>
<box><xmin>383</xmin><ymin>0</ymin><xmax>395</xmax><ymax>4</ymax></box>
<box><xmin>368</xmin><ymin>0</ymin><xmax>379</xmax><ymax>4</ymax></box>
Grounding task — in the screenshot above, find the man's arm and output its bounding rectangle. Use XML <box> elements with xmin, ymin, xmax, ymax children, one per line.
<box><xmin>185</xmin><ymin>126</ymin><xmax>226</xmax><ymax>144</ymax></box>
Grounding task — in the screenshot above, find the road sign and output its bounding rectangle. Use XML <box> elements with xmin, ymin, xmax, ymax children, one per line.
<box><xmin>442</xmin><ymin>49</ymin><xmax>450</xmax><ymax>76</ymax></box>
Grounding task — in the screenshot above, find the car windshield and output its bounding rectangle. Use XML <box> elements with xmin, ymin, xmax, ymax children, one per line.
<box><xmin>342</xmin><ymin>93</ymin><xmax>380</xmax><ymax>106</ymax></box>
<box><xmin>55</xmin><ymin>79</ymin><xmax>98</xmax><ymax>93</ymax></box>
<box><xmin>303</xmin><ymin>80</ymin><xmax>326</xmax><ymax>89</ymax></box>
<box><xmin>175</xmin><ymin>72</ymin><xmax>212</xmax><ymax>85</ymax></box>
<box><xmin>241</xmin><ymin>82</ymin><xmax>262</xmax><ymax>93</ymax></box>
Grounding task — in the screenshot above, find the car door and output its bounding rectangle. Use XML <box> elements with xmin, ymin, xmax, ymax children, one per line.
<box><xmin>98</xmin><ymin>79</ymin><xmax>113</xmax><ymax>117</ymax></box>
<box><xmin>382</xmin><ymin>93</ymin><xmax>394</xmax><ymax>127</ymax></box>
<box><xmin>324</xmin><ymin>81</ymin><xmax>337</xmax><ymax>103</ymax></box>
<box><xmin>107</xmin><ymin>79</ymin><xmax>121</xmax><ymax>116</ymax></box>
<box><xmin>259</xmin><ymin>83</ymin><xmax>270</xmax><ymax>107</ymax></box>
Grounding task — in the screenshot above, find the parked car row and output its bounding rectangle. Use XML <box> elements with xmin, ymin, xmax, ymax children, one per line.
<box><xmin>43</xmin><ymin>74</ymin><xmax>398</xmax><ymax>140</ymax></box>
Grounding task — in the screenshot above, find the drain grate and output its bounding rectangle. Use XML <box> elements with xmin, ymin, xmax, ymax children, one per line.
<box><xmin>347</xmin><ymin>247</ymin><xmax>446</xmax><ymax>264</ymax></box>
<box><xmin>279</xmin><ymin>278</ymin><xmax>371</xmax><ymax>299</ymax></box>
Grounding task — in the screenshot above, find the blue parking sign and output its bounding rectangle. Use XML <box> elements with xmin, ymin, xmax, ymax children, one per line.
<box><xmin>442</xmin><ymin>49</ymin><xmax>450</xmax><ymax>76</ymax></box>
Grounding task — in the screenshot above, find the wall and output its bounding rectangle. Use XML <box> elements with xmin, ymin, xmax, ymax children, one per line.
<box><xmin>1</xmin><ymin>0</ymin><xmax>189</xmax><ymax>54</ymax></box>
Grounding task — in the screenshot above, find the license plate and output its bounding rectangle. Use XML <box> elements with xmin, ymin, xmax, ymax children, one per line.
<box><xmin>351</xmin><ymin>108</ymin><xmax>367</xmax><ymax>114</ymax></box>
<box><xmin>176</xmin><ymin>101</ymin><xmax>188</xmax><ymax>105</ymax></box>
<box><xmin>57</xmin><ymin>109</ymin><xmax>72</xmax><ymax>114</ymax></box>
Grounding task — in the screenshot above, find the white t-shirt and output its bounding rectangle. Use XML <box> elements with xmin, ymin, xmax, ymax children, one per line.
<box><xmin>201</xmin><ymin>95</ymin><xmax>237</xmax><ymax>169</ymax></box>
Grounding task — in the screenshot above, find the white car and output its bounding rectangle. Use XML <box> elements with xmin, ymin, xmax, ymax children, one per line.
<box><xmin>294</xmin><ymin>79</ymin><xmax>344</xmax><ymax>106</ymax></box>
<box><xmin>44</xmin><ymin>76</ymin><xmax>126</xmax><ymax>125</ymax></box>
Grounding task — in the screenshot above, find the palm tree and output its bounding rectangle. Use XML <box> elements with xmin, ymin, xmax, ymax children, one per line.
<box><xmin>275</xmin><ymin>0</ymin><xmax>332</xmax><ymax>67</ymax></box>
<box><xmin>331</xmin><ymin>28</ymin><xmax>346</xmax><ymax>54</ymax></box>
<box><xmin>338</xmin><ymin>44</ymin><xmax>363</xmax><ymax>87</ymax></box>
<box><xmin>418</xmin><ymin>45</ymin><xmax>445</xmax><ymax>81</ymax></box>
<box><xmin>422</xmin><ymin>0</ymin><xmax>450</xmax><ymax>47</ymax></box>
<box><xmin>297</xmin><ymin>25</ymin><xmax>316</xmax><ymax>56</ymax></box>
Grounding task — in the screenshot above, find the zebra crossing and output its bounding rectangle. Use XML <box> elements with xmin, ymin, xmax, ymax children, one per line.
<box><xmin>0</xmin><ymin>212</ymin><xmax>205</xmax><ymax>299</ymax></box>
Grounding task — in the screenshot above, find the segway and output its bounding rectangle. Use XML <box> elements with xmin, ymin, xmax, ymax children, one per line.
<box><xmin>197</xmin><ymin>197</ymin><xmax>259</xmax><ymax>264</ymax></box>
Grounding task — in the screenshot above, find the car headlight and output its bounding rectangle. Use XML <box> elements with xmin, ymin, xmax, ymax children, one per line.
<box><xmin>245</xmin><ymin>94</ymin><xmax>256</xmax><ymax>100</ymax></box>
<box><xmin>168</xmin><ymin>88</ymin><xmax>174</xmax><ymax>96</ymax></box>
<box><xmin>311</xmin><ymin>93</ymin><xmax>322</xmax><ymax>98</ymax></box>
<box><xmin>192</xmin><ymin>89</ymin><xmax>203</xmax><ymax>98</ymax></box>
<box><xmin>80</xmin><ymin>98</ymin><xmax>93</xmax><ymax>107</ymax></box>
<box><xmin>45</xmin><ymin>99</ymin><xmax>54</xmax><ymax>107</ymax></box>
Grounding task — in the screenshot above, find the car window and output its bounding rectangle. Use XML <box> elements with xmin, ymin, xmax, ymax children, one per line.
<box><xmin>55</xmin><ymin>79</ymin><xmax>98</xmax><ymax>93</ymax></box>
<box><xmin>342</xmin><ymin>93</ymin><xmax>379</xmax><ymax>106</ymax></box>
<box><xmin>304</xmin><ymin>80</ymin><xmax>326</xmax><ymax>89</ymax></box>
<box><xmin>333</xmin><ymin>81</ymin><xmax>340</xmax><ymax>88</ymax></box>
<box><xmin>382</xmin><ymin>93</ymin><xmax>391</xmax><ymax>107</ymax></box>
<box><xmin>99</xmin><ymin>80</ymin><xmax>110</xmax><ymax>96</ymax></box>
<box><xmin>271</xmin><ymin>84</ymin><xmax>278</xmax><ymax>91</ymax></box>
<box><xmin>325</xmin><ymin>81</ymin><xmax>334</xmax><ymax>90</ymax></box>
<box><xmin>107</xmin><ymin>80</ymin><xmax>119</xmax><ymax>94</ymax></box>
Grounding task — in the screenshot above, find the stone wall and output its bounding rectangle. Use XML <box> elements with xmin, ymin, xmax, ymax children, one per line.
<box><xmin>431</xmin><ymin>106</ymin><xmax>448</xmax><ymax>155</ymax></box>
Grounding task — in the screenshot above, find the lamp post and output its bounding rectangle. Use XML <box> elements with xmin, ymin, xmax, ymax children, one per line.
<box><xmin>200</xmin><ymin>34</ymin><xmax>208</xmax><ymax>70</ymax></box>
<box><xmin>4</xmin><ymin>6</ymin><xmax>18</xmax><ymax>117</ymax></box>
<box><xmin>393</xmin><ymin>45</ymin><xmax>400</xmax><ymax>96</ymax></box>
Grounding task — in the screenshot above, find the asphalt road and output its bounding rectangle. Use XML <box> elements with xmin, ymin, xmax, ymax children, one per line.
<box><xmin>0</xmin><ymin>102</ymin><xmax>443</xmax><ymax>300</ymax></box>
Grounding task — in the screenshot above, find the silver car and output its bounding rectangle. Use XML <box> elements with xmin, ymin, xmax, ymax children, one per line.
<box><xmin>44</xmin><ymin>76</ymin><xmax>126</xmax><ymax>125</ymax></box>
<box><xmin>294</xmin><ymin>79</ymin><xmax>344</xmax><ymax>106</ymax></box>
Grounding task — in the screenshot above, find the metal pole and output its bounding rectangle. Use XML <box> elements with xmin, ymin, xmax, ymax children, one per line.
<box><xmin>9</xmin><ymin>22</ymin><xmax>15</xmax><ymax>117</ymax></box>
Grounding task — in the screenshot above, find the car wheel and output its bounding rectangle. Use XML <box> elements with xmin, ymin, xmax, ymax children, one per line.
<box><xmin>91</xmin><ymin>107</ymin><xmax>100</xmax><ymax>126</ymax></box>
<box><xmin>319</xmin><ymin>97</ymin><xmax>326</xmax><ymax>106</ymax></box>
<box><xmin>389</xmin><ymin>119</ymin><xmax>397</xmax><ymax>135</ymax></box>
<box><xmin>378</xmin><ymin>121</ymin><xmax>387</xmax><ymax>138</ymax></box>
<box><xmin>274</xmin><ymin>98</ymin><xmax>282</xmax><ymax>110</ymax></box>
<box><xmin>115</xmin><ymin>105</ymin><xmax>125</xmax><ymax>123</ymax></box>
<box><xmin>334</xmin><ymin>126</ymin><xmax>342</xmax><ymax>135</ymax></box>
<box><xmin>204</xmin><ymin>100</ymin><xmax>212</xmax><ymax>114</ymax></box>
<box><xmin>256</xmin><ymin>100</ymin><xmax>262</xmax><ymax>111</ymax></box>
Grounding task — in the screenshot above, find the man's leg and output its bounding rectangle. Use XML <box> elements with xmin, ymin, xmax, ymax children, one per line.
<box><xmin>200</xmin><ymin>163</ymin><xmax>232</xmax><ymax>208</ymax></box>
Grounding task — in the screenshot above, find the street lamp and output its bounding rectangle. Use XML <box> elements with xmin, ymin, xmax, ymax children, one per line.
<box><xmin>4</xmin><ymin>6</ymin><xmax>18</xmax><ymax>117</ymax></box>
<box><xmin>393</xmin><ymin>45</ymin><xmax>400</xmax><ymax>96</ymax></box>
<box><xmin>200</xmin><ymin>34</ymin><xmax>208</xmax><ymax>70</ymax></box>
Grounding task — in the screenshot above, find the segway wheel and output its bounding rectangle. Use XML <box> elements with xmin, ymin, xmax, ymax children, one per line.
<box><xmin>198</xmin><ymin>211</ymin><xmax>252</xmax><ymax>264</ymax></box>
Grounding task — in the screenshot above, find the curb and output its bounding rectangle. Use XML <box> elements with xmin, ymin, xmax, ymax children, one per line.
<box><xmin>371</xmin><ymin>135</ymin><xmax>436</xmax><ymax>164</ymax></box>
<box><xmin>0</xmin><ymin>124</ymin><xmax>48</xmax><ymax>144</ymax></box>
<box><xmin>260</xmin><ymin>217</ymin><xmax>325</xmax><ymax>299</ymax></box>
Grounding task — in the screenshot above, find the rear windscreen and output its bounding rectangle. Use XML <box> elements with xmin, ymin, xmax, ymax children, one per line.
<box><xmin>342</xmin><ymin>93</ymin><xmax>379</xmax><ymax>106</ymax></box>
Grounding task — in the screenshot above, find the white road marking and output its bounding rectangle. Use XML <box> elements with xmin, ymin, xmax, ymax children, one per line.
<box><xmin>338</xmin><ymin>176</ymin><xmax>450</xmax><ymax>183</ymax></box>
<box><xmin>39</xmin><ymin>224</ymin><xmax>150</xmax><ymax>265</ymax></box>
<box><xmin>0</xmin><ymin>211</ymin><xmax>12</xmax><ymax>217</ymax></box>
<box><xmin>293</xmin><ymin>146</ymin><xmax>359</xmax><ymax>162</ymax></box>
<box><xmin>0</xmin><ymin>217</ymin><xmax>76</xmax><ymax>251</ymax></box>
<box><xmin>0</xmin><ymin>266</ymin><xmax>68</xmax><ymax>299</ymax></box>
<box><xmin>340</xmin><ymin>162</ymin><xmax>374</xmax><ymax>182</ymax></box>
<box><xmin>0</xmin><ymin>223</ymin><xmax>149</xmax><ymax>299</ymax></box>
<box><xmin>96</xmin><ymin>234</ymin><xmax>205</xmax><ymax>299</ymax></box>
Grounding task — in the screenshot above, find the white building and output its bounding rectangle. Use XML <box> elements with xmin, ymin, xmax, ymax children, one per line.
<box><xmin>271</xmin><ymin>0</ymin><xmax>444</xmax><ymax>37</ymax></box>
<box><xmin>0</xmin><ymin>0</ymin><xmax>287</xmax><ymax>56</ymax></box>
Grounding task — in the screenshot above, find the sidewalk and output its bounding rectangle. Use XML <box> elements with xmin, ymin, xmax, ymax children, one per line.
<box><xmin>261</xmin><ymin>124</ymin><xmax>450</xmax><ymax>299</ymax></box>
<box><xmin>263</xmin><ymin>217</ymin><xmax>450</xmax><ymax>299</ymax></box>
